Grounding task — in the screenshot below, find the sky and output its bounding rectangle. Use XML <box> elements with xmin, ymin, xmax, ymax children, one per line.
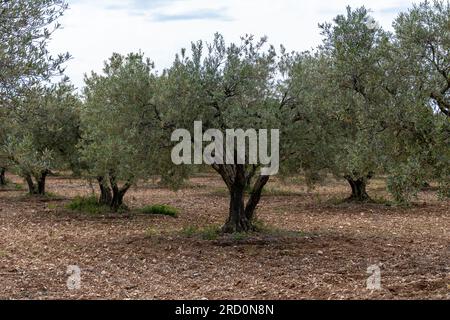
<box><xmin>48</xmin><ymin>0</ymin><xmax>417</xmax><ymax>90</ymax></box>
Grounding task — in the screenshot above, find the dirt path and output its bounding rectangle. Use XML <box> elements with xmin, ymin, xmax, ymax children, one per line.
<box><xmin>0</xmin><ymin>174</ymin><xmax>448</xmax><ymax>299</ymax></box>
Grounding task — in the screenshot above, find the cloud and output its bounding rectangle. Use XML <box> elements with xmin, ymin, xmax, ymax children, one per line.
<box><xmin>55</xmin><ymin>0</ymin><xmax>417</xmax><ymax>90</ymax></box>
<box><xmin>152</xmin><ymin>8</ymin><xmax>231</xmax><ymax>22</ymax></box>
<box><xmin>98</xmin><ymin>0</ymin><xmax>230</xmax><ymax>21</ymax></box>
<box><xmin>130</xmin><ymin>0</ymin><xmax>180</xmax><ymax>10</ymax></box>
<box><xmin>103</xmin><ymin>0</ymin><xmax>185</xmax><ymax>13</ymax></box>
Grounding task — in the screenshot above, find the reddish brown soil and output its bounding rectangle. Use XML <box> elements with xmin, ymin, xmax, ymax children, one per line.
<box><xmin>0</xmin><ymin>173</ymin><xmax>448</xmax><ymax>300</ymax></box>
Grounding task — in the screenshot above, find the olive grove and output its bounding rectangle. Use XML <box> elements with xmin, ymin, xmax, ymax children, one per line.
<box><xmin>81</xmin><ymin>53</ymin><xmax>168</xmax><ymax>211</ymax></box>
<box><xmin>0</xmin><ymin>0</ymin><xmax>448</xmax><ymax>232</ymax></box>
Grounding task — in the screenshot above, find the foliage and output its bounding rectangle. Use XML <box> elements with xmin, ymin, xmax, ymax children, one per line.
<box><xmin>387</xmin><ymin>159</ymin><xmax>425</xmax><ymax>203</ymax></box>
<box><xmin>140</xmin><ymin>204</ymin><xmax>178</xmax><ymax>217</ymax></box>
<box><xmin>181</xmin><ymin>225</ymin><xmax>199</xmax><ymax>238</ymax></box>
<box><xmin>162</xmin><ymin>33</ymin><xmax>282</xmax><ymax>232</ymax></box>
<box><xmin>393</xmin><ymin>0</ymin><xmax>450</xmax><ymax>117</ymax></box>
<box><xmin>281</xmin><ymin>4</ymin><xmax>449</xmax><ymax>202</ymax></box>
<box><xmin>1</xmin><ymin>0</ymin><xmax>448</xmax><ymax>221</ymax></box>
<box><xmin>0</xmin><ymin>0</ymin><xmax>70</xmax><ymax>186</ymax></box>
<box><xmin>180</xmin><ymin>225</ymin><xmax>221</xmax><ymax>240</ymax></box>
<box><xmin>3</xmin><ymin>81</ymin><xmax>81</xmax><ymax>194</ymax></box>
<box><xmin>200</xmin><ymin>225</ymin><xmax>221</xmax><ymax>240</ymax></box>
<box><xmin>0</xmin><ymin>0</ymin><xmax>70</xmax><ymax>105</ymax></box>
<box><xmin>388</xmin><ymin>0</ymin><xmax>450</xmax><ymax>199</ymax></box>
<box><xmin>66</xmin><ymin>195</ymin><xmax>111</xmax><ymax>215</ymax></box>
<box><xmin>80</xmin><ymin>52</ymin><xmax>168</xmax><ymax>210</ymax></box>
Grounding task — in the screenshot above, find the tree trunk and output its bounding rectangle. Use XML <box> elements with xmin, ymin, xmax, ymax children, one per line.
<box><xmin>223</xmin><ymin>183</ymin><xmax>252</xmax><ymax>233</ymax></box>
<box><xmin>25</xmin><ymin>171</ymin><xmax>48</xmax><ymax>195</ymax></box>
<box><xmin>37</xmin><ymin>170</ymin><xmax>48</xmax><ymax>195</ymax></box>
<box><xmin>25</xmin><ymin>174</ymin><xmax>38</xmax><ymax>195</ymax></box>
<box><xmin>108</xmin><ymin>174</ymin><xmax>131</xmax><ymax>212</ymax></box>
<box><xmin>245</xmin><ymin>175</ymin><xmax>270</xmax><ymax>221</ymax></box>
<box><xmin>345</xmin><ymin>176</ymin><xmax>370</xmax><ymax>201</ymax></box>
<box><xmin>110</xmin><ymin>187</ymin><xmax>126</xmax><ymax>212</ymax></box>
<box><xmin>0</xmin><ymin>168</ymin><xmax>6</xmax><ymax>186</ymax></box>
<box><xmin>97</xmin><ymin>176</ymin><xmax>112</xmax><ymax>206</ymax></box>
<box><xmin>215</xmin><ymin>164</ymin><xmax>270</xmax><ymax>233</ymax></box>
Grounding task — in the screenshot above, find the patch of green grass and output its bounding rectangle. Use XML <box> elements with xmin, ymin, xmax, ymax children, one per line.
<box><xmin>180</xmin><ymin>225</ymin><xmax>221</xmax><ymax>240</ymax></box>
<box><xmin>14</xmin><ymin>183</ymin><xmax>24</xmax><ymax>190</ymax></box>
<box><xmin>253</xmin><ymin>219</ymin><xmax>276</xmax><ymax>233</ymax></box>
<box><xmin>66</xmin><ymin>196</ymin><xmax>110</xmax><ymax>215</ymax></box>
<box><xmin>232</xmin><ymin>232</ymin><xmax>248</xmax><ymax>241</ymax></box>
<box><xmin>140</xmin><ymin>204</ymin><xmax>178</xmax><ymax>218</ymax></box>
<box><xmin>200</xmin><ymin>225</ymin><xmax>221</xmax><ymax>240</ymax></box>
<box><xmin>253</xmin><ymin>220</ymin><xmax>305</xmax><ymax>238</ymax></box>
<box><xmin>181</xmin><ymin>225</ymin><xmax>199</xmax><ymax>237</ymax></box>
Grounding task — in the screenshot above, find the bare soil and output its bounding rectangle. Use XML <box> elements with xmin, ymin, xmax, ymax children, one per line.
<box><xmin>0</xmin><ymin>173</ymin><xmax>448</xmax><ymax>300</ymax></box>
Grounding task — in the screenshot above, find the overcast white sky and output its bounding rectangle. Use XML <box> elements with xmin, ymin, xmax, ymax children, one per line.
<box><xmin>48</xmin><ymin>0</ymin><xmax>417</xmax><ymax>89</ymax></box>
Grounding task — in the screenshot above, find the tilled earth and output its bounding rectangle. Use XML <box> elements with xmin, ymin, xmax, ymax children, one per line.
<box><xmin>0</xmin><ymin>173</ymin><xmax>448</xmax><ymax>300</ymax></box>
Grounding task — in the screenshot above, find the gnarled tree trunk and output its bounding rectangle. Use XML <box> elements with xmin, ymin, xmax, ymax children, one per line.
<box><xmin>0</xmin><ymin>167</ymin><xmax>6</xmax><ymax>186</ymax></box>
<box><xmin>97</xmin><ymin>176</ymin><xmax>112</xmax><ymax>205</ymax></box>
<box><xmin>97</xmin><ymin>173</ymin><xmax>132</xmax><ymax>212</ymax></box>
<box><xmin>215</xmin><ymin>164</ymin><xmax>270</xmax><ymax>233</ymax></box>
<box><xmin>25</xmin><ymin>174</ymin><xmax>37</xmax><ymax>194</ymax></box>
<box><xmin>223</xmin><ymin>167</ymin><xmax>251</xmax><ymax>233</ymax></box>
<box><xmin>245</xmin><ymin>175</ymin><xmax>270</xmax><ymax>220</ymax></box>
<box><xmin>109</xmin><ymin>178</ymin><xmax>131</xmax><ymax>212</ymax></box>
<box><xmin>25</xmin><ymin>170</ymin><xmax>48</xmax><ymax>195</ymax></box>
<box><xmin>345</xmin><ymin>176</ymin><xmax>370</xmax><ymax>202</ymax></box>
<box><xmin>37</xmin><ymin>171</ymin><xmax>47</xmax><ymax>195</ymax></box>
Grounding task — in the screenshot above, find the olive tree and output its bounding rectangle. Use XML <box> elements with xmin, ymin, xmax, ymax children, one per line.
<box><xmin>291</xmin><ymin>5</ymin><xmax>450</xmax><ymax>202</ymax></box>
<box><xmin>296</xmin><ymin>7</ymin><xmax>397</xmax><ymax>201</ymax></box>
<box><xmin>162</xmin><ymin>34</ymin><xmax>281</xmax><ymax>232</ymax></box>
<box><xmin>277</xmin><ymin>51</ymin><xmax>340</xmax><ymax>188</ymax></box>
<box><xmin>3</xmin><ymin>81</ymin><xmax>80</xmax><ymax>195</ymax></box>
<box><xmin>1</xmin><ymin>0</ymin><xmax>70</xmax><ymax>185</ymax></box>
<box><xmin>81</xmin><ymin>53</ymin><xmax>165</xmax><ymax>211</ymax></box>
<box><xmin>385</xmin><ymin>0</ymin><xmax>450</xmax><ymax>201</ymax></box>
<box><xmin>393</xmin><ymin>0</ymin><xmax>450</xmax><ymax>117</ymax></box>
<box><xmin>0</xmin><ymin>0</ymin><xmax>70</xmax><ymax>105</ymax></box>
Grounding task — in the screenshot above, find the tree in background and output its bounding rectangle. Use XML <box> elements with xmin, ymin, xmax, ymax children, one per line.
<box><xmin>385</xmin><ymin>0</ymin><xmax>450</xmax><ymax>201</ymax></box>
<box><xmin>1</xmin><ymin>0</ymin><xmax>70</xmax><ymax>186</ymax></box>
<box><xmin>3</xmin><ymin>81</ymin><xmax>80</xmax><ymax>195</ymax></box>
<box><xmin>277</xmin><ymin>50</ymin><xmax>339</xmax><ymax>189</ymax></box>
<box><xmin>81</xmin><ymin>53</ymin><xmax>166</xmax><ymax>211</ymax></box>
<box><xmin>303</xmin><ymin>7</ymin><xmax>396</xmax><ymax>201</ymax></box>
<box><xmin>0</xmin><ymin>0</ymin><xmax>70</xmax><ymax>105</ymax></box>
<box><xmin>394</xmin><ymin>0</ymin><xmax>449</xmax><ymax>117</ymax></box>
<box><xmin>281</xmin><ymin>6</ymin><xmax>447</xmax><ymax>203</ymax></box>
